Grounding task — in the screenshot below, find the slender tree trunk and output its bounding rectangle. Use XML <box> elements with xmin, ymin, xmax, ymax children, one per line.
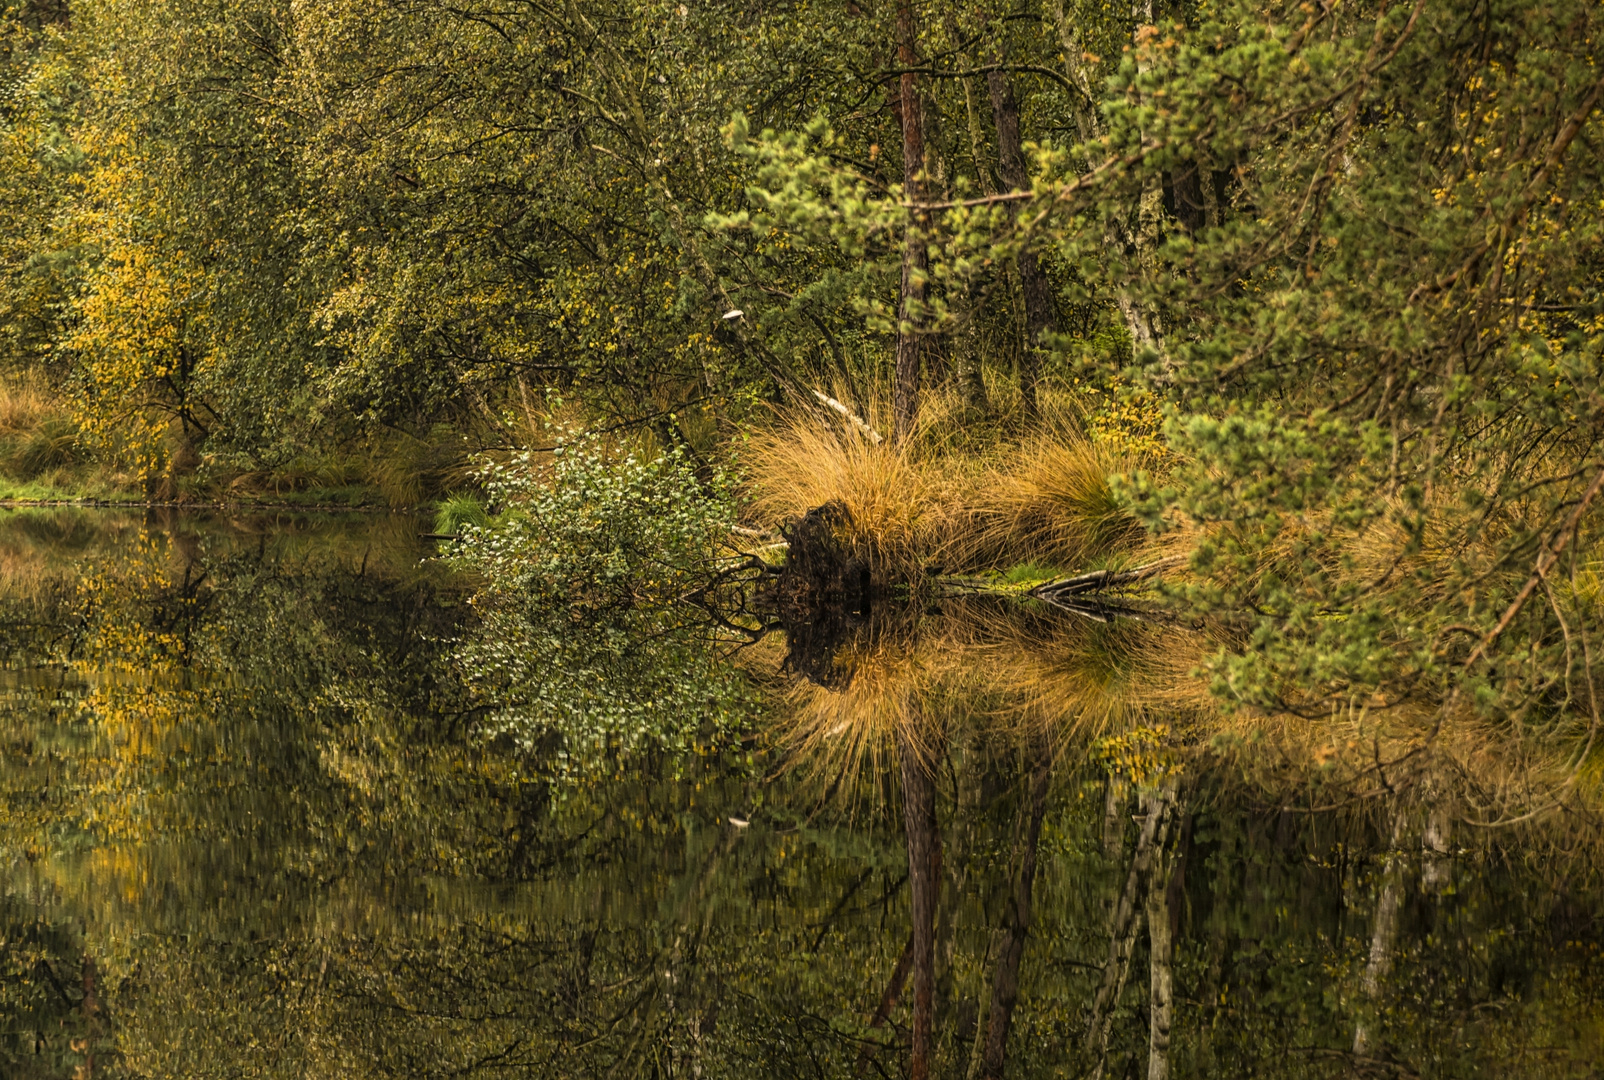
<box><xmin>900</xmin><ymin>730</ymin><xmax>941</xmax><ymax>1080</ymax></box>
<box><xmin>955</xmin><ymin>74</ymin><xmax>995</xmax><ymax>414</ymax></box>
<box><xmin>986</xmin><ymin>63</ymin><xmax>1056</xmax><ymax>415</ymax></box>
<box><xmin>1102</xmin><ymin>775</ymin><xmax>1130</xmax><ymax>857</ymax></box>
<box><xmin>1421</xmin><ymin>797</ymin><xmax>1452</xmax><ymax>895</ymax></box>
<box><xmin>1049</xmin><ymin>0</ymin><xmax>1169</xmax><ymax>369</ymax></box>
<box><xmin>894</xmin><ymin>1</ymin><xmax>925</xmax><ymax>443</ymax></box>
<box><xmin>980</xmin><ymin>749</ymin><xmax>1053</xmax><ymax>1079</ymax></box>
<box><xmin>964</xmin><ymin>929</ymin><xmax>1004</xmax><ymax>1080</ymax></box>
<box><xmin>79</xmin><ymin>954</ymin><xmax>98</xmax><ymax>1080</ymax></box>
<box><xmin>856</xmin><ymin>932</ymin><xmax>916</xmax><ymax>1075</ymax></box>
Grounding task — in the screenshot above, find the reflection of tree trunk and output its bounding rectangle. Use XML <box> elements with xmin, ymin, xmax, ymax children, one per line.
<box><xmin>855</xmin><ymin>932</ymin><xmax>914</xmax><ymax>1075</ymax></box>
<box><xmin>1421</xmin><ymin>799</ymin><xmax>1451</xmax><ymax>895</ymax></box>
<box><xmin>1353</xmin><ymin>813</ymin><xmax>1406</xmax><ymax>1057</ymax></box>
<box><xmin>894</xmin><ymin>1</ymin><xmax>926</xmax><ymax>443</ymax></box>
<box><xmin>979</xmin><ymin>748</ymin><xmax>1052</xmax><ymax>1079</ymax></box>
<box><xmin>900</xmin><ymin>731</ymin><xmax>942</xmax><ymax>1080</ymax></box>
<box><xmin>874</xmin><ymin>934</ymin><xmax>915</xmax><ymax>1028</ymax></box>
<box><xmin>938</xmin><ymin>735</ymin><xmax>992</xmax><ymax>1043</ymax></box>
<box><xmin>78</xmin><ymin>954</ymin><xmax>98</xmax><ymax>1080</ymax></box>
<box><xmin>964</xmin><ymin>929</ymin><xmax>1005</xmax><ymax>1080</ymax></box>
<box><xmin>1145</xmin><ymin>822</ymin><xmax>1177</xmax><ymax>1080</ymax></box>
<box><xmin>1103</xmin><ymin>776</ymin><xmax>1129</xmax><ymax>857</ymax></box>
<box><xmin>985</xmin><ymin>64</ymin><xmax>1056</xmax><ymax>415</ymax></box>
<box><xmin>1088</xmin><ymin>775</ymin><xmax>1178</xmax><ymax>1079</ymax></box>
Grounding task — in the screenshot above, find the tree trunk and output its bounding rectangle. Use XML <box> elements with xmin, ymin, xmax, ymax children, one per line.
<box><xmin>986</xmin><ymin>64</ymin><xmax>1056</xmax><ymax>415</ymax></box>
<box><xmin>980</xmin><ymin>749</ymin><xmax>1053</xmax><ymax>1079</ymax></box>
<box><xmin>1421</xmin><ymin>798</ymin><xmax>1452</xmax><ymax>895</ymax></box>
<box><xmin>1102</xmin><ymin>775</ymin><xmax>1130</xmax><ymax>857</ymax></box>
<box><xmin>955</xmin><ymin>73</ymin><xmax>995</xmax><ymax>415</ymax></box>
<box><xmin>1050</xmin><ymin>0</ymin><xmax>1169</xmax><ymax>369</ymax></box>
<box><xmin>856</xmin><ymin>932</ymin><xmax>916</xmax><ymax>1075</ymax></box>
<box><xmin>899</xmin><ymin>730</ymin><xmax>941</xmax><ymax>1080</ymax></box>
<box><xmin>894</xmin><ymin>0</ymin><xmax>925</xmax><ymax>443</ymax></box>
<box><xmin>79</xmin><ymin>954</ymin><xmax>98</xmax><ymax>1080</ymax></box>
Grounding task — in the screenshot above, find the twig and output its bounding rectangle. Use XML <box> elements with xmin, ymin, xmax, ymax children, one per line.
<box><xmin>1461</xmin><ymin>461</ymin><xmax>1604</xmax><ymax>672</ymax></box>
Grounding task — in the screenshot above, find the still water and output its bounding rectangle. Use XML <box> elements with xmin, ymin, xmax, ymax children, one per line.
<box><xmin>0</xmin><ymin>510</ymin><xmax>1599</xmax><ymax>1078</ymax></box>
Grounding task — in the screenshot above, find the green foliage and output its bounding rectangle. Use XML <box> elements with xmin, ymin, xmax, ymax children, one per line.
<box><xmin>1000</xmin><ymin>561</ymin><xmax>1065</xmax><ymax>586</ymax></box>
<box><xmin>433</xmin><ymin>492</ymin><xmax>488</xmax><ymax>536</ymax></box>
<box><xmin>450</xmin><ymin>441</ymin><xmax>746</xmax><ymax>778</ymax></box>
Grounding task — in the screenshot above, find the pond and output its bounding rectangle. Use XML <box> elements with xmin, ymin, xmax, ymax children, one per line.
<box><xmin>0</xmin><ymin>509</ymin><xmax>1599</xmax><ymax>1079</ymax></box>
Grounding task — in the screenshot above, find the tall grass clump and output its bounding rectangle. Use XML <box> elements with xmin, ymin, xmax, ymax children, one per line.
<box><xmin>0</xmin><ymin>375</ymin><xmax>86</xmax><ymax>485</ymax></box>
<box><xmin>743</xmin><ymin>392</ymin><xmax>968</xmax><ymax>578</ymax></box>
<box><xmin>744</xmin><ymin>384</ymin><xmax>1167</xmax><ymax>580</ymax></box>
<box><xmin>972</xmin><ymin>428</ymin><xmax>1152</xmax><ymax>570</ymax></box>
<box><xmin>434</xmin><ymin>492</ymin><xmax>489</xmax><ymax>535</ymax></box>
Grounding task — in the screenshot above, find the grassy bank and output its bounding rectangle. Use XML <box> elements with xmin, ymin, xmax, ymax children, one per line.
<box><xmin>0</xmin><ymin>376</ymin><xmax>486</xmax><ymax>511</ymax></box>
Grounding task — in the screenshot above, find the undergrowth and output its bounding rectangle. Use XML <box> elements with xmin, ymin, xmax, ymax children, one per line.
<box><xmin>0</xmin><ymin>374</ymin><xmax>503</xmax><ymax>508</ymax></box>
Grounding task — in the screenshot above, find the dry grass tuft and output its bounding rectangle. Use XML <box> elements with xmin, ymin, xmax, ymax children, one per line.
<box><xmin>972</xmin><ymin>428</ymin><xmax>1151</xmax><ymax>570</ymax></box>
<box><xmin>742</xmin><ymin>385</ymin><xmax>1168</xmax><ymax>577</ymax></box>
<box><xmin>779</xmin><ymin>622</ymin><xmax>963</xmax><ymax>786</ymax></box>
<box><xmin>0</xmin><ymin>375</ymin><xmax>56</xmax><ymax>436</ymax></box>
<box><xmin>774</xmin><ymin>598</ymin><xmax>1214</xmax><ymax>798</ymax></box>
<box><xmin>0</xmin><ymin>374</ymin><xmax>85</xmax><ymax>484</ymax></box>
<box><xmin>986</xmin><ymin>614</ymin><xmax>1212</xmax><ymax>739</ymax></box>
<box><xmin>743</xmin><ymin>396</ymin><xmax>968</xmax><ymax>577</ymax></box>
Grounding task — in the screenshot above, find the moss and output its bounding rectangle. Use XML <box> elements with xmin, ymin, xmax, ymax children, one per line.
<box><xmin>999</xmin><ymin>561</ymin><xmax>1066</xmax><ymax>586</ymax></box>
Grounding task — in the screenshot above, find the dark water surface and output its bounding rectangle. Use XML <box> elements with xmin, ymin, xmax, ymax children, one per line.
<box><xmin>0</xmin><ymin>510</ymin><xmax>1600</xmax><ymax>1078</ymax></box>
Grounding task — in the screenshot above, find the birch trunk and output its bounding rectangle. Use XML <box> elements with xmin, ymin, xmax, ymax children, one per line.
<box><xmin>1145</xmin><ymin>818</ymin><xmax>1177</xmax><ymax>1080</ymax></box>
<box><xmin>1088</xmin><ymin>775</ymin><xmax>1178</xmax><ymax>1079</ymax></box>
<box><xmin>1353</xmin><ymin>812</ymin><xmax>1406</xmax><ymax>1057</ymax></box>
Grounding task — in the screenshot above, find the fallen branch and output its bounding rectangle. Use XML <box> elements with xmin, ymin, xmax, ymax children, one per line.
<box><xmin>1031</xmin><ymin>557</ymin><xmax>1184</xmax><ymax>601</ymax></box>
<box><xmin>812</xmin><ymin>389</ymin><xmax>884</xmax><ymax>445</ymax></box>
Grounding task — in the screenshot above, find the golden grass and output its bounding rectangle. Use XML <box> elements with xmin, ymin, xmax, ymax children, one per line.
<box><xmin>775</xmin><ymin>596</ymin><xmax>1214</xmax><ymax>794</ymax></box>
<box><xmin>0</xmin><ymin>373</ymin><xmax>56</xmax><ymax>435</ymax></box>
<box><xmin>971</xmin><ymin>427</ymin><xmax>1153</xmax><ymax>570</ymax></box>
<box><xmin>742</xmin><ymin>385</ymin><xmax>1165</xmax><ymax>578</ymax></box>
<box><xmin>744</xmin><ymin>422</ymin><xmax>954</xmax><ymax>577</ymax></box>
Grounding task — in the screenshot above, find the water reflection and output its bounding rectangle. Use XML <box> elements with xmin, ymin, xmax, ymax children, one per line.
<box><xmin>0</xmin><ymin>509</ymin><xmax>1599</xmax><ymax>1078</ymax></box>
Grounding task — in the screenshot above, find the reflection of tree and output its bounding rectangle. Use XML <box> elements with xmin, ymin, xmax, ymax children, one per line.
<box><xmin>3</xmin><ymin>513</ymin><xmax>1604</xmax><ymax>1077</ymax></box>
<box><xmin>778</xmin><ymin>595</ymin><xmax>1205</xmax><ymax>1079</ymax></box>
<box><xmin>0</xmin><ymin>894</ymin><xmax>102</xmax><ymax>1079</ymax></box>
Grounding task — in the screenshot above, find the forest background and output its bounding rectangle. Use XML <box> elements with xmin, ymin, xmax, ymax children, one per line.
<box><xmin>1</xmin><ymin>0</ymin><xmax>1604</xmax><ymax>803</ymax></box>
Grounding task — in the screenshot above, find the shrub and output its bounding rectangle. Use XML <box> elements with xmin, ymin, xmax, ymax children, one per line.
<box><xmin>448</xmin><ymin>440</ymin><xmax>745</xmax><ymax>780</ymax></box>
